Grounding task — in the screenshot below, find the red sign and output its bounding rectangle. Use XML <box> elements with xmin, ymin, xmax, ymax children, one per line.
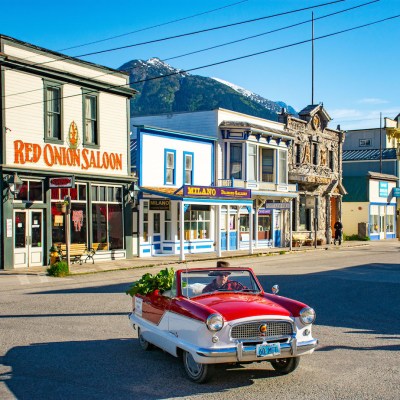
<box><xmin>49</xmin><ymin>177</ymin><xmax>75</xmax><ymax>188</ymax></box>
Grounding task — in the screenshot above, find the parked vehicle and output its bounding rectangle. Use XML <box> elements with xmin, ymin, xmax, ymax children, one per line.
<box><xmin>128</xmin><ymin>267</ymin><xmax>318</xmax><ymax>383</ymax></box>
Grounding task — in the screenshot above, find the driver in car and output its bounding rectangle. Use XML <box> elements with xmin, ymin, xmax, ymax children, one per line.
<box><xmin>202</xmin><ymin>270</ymin><xmax>245</xmax><ymax>293</ymax></box>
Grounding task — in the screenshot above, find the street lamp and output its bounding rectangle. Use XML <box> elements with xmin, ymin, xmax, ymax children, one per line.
<box><xmin>7</xmin><ymin>172</ymin><xmax>23</xmax><ymax>199</ymax></box>
<box><xmin>128</xmin><ymin>183</ymin><xmax>140</xmax><ymax>207</ymax></box>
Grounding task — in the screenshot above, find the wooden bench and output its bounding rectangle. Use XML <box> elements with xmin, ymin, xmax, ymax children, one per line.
<box><xmin>57</xmin><ymin>243</ymin><xmax>95</xmax><ymax>265</ymax></box>
<box><xmin>92</xmin><ymin>242</ymin><xmax>109</xmax><ymax>251</ymax></box>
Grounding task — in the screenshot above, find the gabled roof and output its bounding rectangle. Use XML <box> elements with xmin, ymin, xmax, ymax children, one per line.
<box><xmin>368</xmin><ymin>171</ymin><xmax>398</xmax><ymax>182</ymax></box>
<box><xmin>298</xmin><ymin>104</ymin><xmax>332</xmax><ymax>121</ymax></box>
<box><xmin>342</xmin><ymin>149</ymin><xmax>397</xmax><ymax>161</ymax></box>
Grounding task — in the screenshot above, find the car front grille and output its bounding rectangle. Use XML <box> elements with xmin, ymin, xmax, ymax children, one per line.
<box><xmin>231</xmin><ymin>321</ymin><xmax>293</xmax><ymax>340</ymax></box>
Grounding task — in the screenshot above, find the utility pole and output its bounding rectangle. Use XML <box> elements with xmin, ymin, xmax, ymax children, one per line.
<box><xmin>311</xmin><ymin>12</ymin><xmax>314</xmax><ymax>105</ymax></box>
<box><xmin>379</xmin><ymin>112</ymin><xmax>383</xmax><ymax>173</ymax></box>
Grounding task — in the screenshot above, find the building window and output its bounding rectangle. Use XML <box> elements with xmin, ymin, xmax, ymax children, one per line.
<box><xmin>278</xmin><ymin>149</ymin><xmax>287</xmax><ymax>184</ymax></box>
<box><xmin>143</xmin><ymin>201</ymin><xmax>149</xmax><ymax>242</ymax></box>
<box><xmin>247</xmin><ymin>144</ymin><xmax>257</xmax><ymax>181</ymax></box>
<box><xmin>261</xmin><ymin>148</ymin><xmax>274</xmax><ymax>182</ymax></box>
<box><xmin>183</xmin><ymin>152</ymin><xmax>193</xmax><ymax>185</ymax></box>
<box><xmin>359</xmin><ymin>139</ymin><xmax>372</xmax><ymax>147</ymax></box>
<box><xmin>329</xmin><ymin>150</ymin><xmax>334</xmax><ymax>170</ymax></box>
<box><xmin>295</xmin><ymin>144</ymin><xmax>301</xmax><ymax>165</ymax></box>
<box><xmin>83</xmin><ymin>92</ymin><xmax>98</xmax><ymax>145</ymax></box>
<box><xmin>51</xmin><ymin>184</ymin><xmax>87</xmax><ymax>245</ymax></box>
<box><xmin>44</xmin><ymin>81</ymin><xmax>62</xmax><ymax>140</ymax></box>
<box><xmin>92</xmin><ymin>184</ymin><xmax>123</xmax><ymax>250</ymax></box>
<box><xmin>230</xmin><ymin>143</ymin><xmax>242</xmax><ymax>179</ymax></box>
<box><xmin>165</xmin><ymin>210</ymin><xmax>172</xmax><ymax>240</ymax></box>
<box><xmin>165</xmin><ymin>149</ymin><xmax>176</xmax><ymax>185</ymax></box>
<box><xmin>312</xmin><ymin>143</ymin><xmax>318</xmax><ymax>165</ymax></box>
<box><xmin>15</xmin><ymin>180</ymin><xmax>44</xmax><ymax>202</ymax></box>
<box><xmin>299</xmin><ymin>195</ymin><xmax>311</xmax><ymax>231</ymax></box>
<box><xmin>180</xmin><ymin>205</ymin><xmax>210</xmax><ymax>240</ymax></box>
<box><xmin>370</xmin><ymin>205</ymin><xmax>379</xmax><ymax>234</ymax></box>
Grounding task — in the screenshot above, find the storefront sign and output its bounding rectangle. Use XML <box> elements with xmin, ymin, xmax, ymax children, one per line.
<box><xmin>184</xmin><ymin>185</ymin><xmax>251</xmax><ymax>199</ymax></box>
<box><xmin>13</xmin><ymin>140</ymin><xmax>123</xmax><ymax>171</ymax></box>
<box><xmin>150</xmin><ymin>199</ymin><xmax>170</xmax><ymax>210</ymax></box>
<box><xmin>392</xmin><ymin>187</ymin><xmax>400</xmax><ymax>197</ymax></box>
<box><xmin>379</xmin><ymin>181</ymin><xmax>389</xmax><ymax>197</ymax></box>
<box><xmin>6</xmin><ymin>219</ymin><xmax>12</xmax><ymax>237</ymax></box>
<box><xmin>49</xmin><ymin>176</ymin><xmax>75</xmax><ymax>188</ymax></box>
<box><xmin>262</xmin><ymin>202</ymin><xmax>291</xmax><ymax>210</ymax></box>
<box><xmin>258</xmin><ymin>209</ymin><xmax>271</xmax><ymax>215</ymax></box>
<box><xmin>67</xmin><ymin>121</ymin><xmax>80</xmax><ymax>149</ymax></box>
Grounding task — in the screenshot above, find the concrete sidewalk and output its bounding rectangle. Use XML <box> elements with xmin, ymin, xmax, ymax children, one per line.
<box><xmin>0</xmin><ymin>240</ymin><xmax>371</xmax><ymax>276</ymax></box>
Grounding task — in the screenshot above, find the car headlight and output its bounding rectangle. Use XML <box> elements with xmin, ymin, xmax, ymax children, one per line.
<box><xmin>206</xmin><ymin>314</ymin><xmax>224</xmax><ymax>331</ymax></box>
<box><xmin>299</xmin><ymin>307</ymin><xmax>316</xmax><ymax>325</ymax></box>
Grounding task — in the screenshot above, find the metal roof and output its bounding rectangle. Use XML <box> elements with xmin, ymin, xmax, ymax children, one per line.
<box><xmin>342</xmin><ymin>148</ymin><xmax>397</xmax><ymax>161</ymax></box>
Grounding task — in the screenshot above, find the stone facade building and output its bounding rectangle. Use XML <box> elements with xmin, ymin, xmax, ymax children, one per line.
<box><xmin>279</xmin><ymin>104</ymin><xmax>346</xmax><ymax>244</ymax></box>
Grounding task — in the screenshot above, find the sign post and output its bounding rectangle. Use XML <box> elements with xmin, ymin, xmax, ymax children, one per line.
<box><xmin>64</xmin><ymin>196</ymin><xmax>71</xmax><ymax>272</ymax></box>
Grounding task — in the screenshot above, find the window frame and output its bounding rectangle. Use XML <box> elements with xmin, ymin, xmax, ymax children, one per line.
<box><xmin>359</xmin><ymin>138</ymin><xmax>372</xmax><ymax>147</ymax></box>
<box><xmin>164</xmin><ymin>149</ymin><xmax>176</xmax><ymax>185</ymax></box>
<box><xmin>183</xmin><ymin>151</ymin><xmax>194</xmax><ymax>185</ymax></box>
<box><xmin>229</xmin><ymin>142</ymin><xmax>243</xmax><ymax>180</ymax></box>
<box><xmin>278</xmin><ymin>149</ymin><xmax>288</xmax><ymax>184</ymax></box>
<box><xmin>43</xmin><ymin>79</ymin><xmax>63</xmax><ymax>143</ymax></box>
<box><xmin>82</xmin><ymin>89</ymin><xmax>99</xmax><ymax>147</ymax></box>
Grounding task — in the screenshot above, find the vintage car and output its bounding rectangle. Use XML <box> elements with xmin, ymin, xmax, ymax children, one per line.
<box><xmin>128</xmin><ymin>267</ymin><xmax>318</xmax><ymax>383</ymax></box>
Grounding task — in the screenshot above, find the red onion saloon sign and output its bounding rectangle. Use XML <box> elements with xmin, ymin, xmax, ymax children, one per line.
<box><xmin>13</xmin><ymin>140</ymin><xmax>123</xmax><ymax>171</ymax></box>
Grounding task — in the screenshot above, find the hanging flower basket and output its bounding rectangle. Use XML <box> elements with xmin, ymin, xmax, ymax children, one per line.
<box><xmin>56</xmin><ymin>201</ymin><xmax>67</xmax><ymax>213</ymax></box>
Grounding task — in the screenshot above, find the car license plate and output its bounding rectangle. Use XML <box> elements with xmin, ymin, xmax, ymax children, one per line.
<box><xmin>256</xmin><ymin>343</ymin><xmax>281</xmax><ymax>357</ymax></box>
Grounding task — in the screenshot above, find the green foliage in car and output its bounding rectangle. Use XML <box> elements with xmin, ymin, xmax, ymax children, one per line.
<box><xmin>126</xmin><ymin>267</ymin><xmax>175</xmax><ymax>297</ymax></box>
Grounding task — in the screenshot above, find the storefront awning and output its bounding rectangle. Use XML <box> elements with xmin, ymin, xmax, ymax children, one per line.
<box><xmin>140</xmin><ymin>186</ymin><xmax>253</xmax><ymax>205</ymax></box>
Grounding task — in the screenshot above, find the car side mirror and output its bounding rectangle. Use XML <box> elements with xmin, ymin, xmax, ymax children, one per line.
<box><xmin>272</xmin><ymin>284</ymin><xmax>279</xmax><ymax>295</ymax></box>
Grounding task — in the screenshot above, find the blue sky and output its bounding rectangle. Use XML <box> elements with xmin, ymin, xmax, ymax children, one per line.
<box><xmin>2</xmin><ymin>0</ymin><xmax>399</xmax><ymax>130</ymax></box>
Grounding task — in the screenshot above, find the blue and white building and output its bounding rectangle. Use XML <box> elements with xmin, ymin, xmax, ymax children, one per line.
<box><xmin>132</xmin><ymin>109</ymin><xmax>298</xmax><ymax>259</ymax></box>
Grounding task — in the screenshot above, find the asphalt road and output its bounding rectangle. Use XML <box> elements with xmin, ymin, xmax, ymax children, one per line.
<box><xmin>0</xmin><ymin>241</ymin><xmax>399</xmax><ymax>399</ymax></box>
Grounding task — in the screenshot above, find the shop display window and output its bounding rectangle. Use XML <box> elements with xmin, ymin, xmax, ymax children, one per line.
<box><xmin>51</xmin><ymin>184</ymin><xmax>87</xmax><ymax>245</ymax></box>
<box><xmin>92</xmin><ymin>185</ymin><xmax>123</xmax><ymax>250</ymax></box>
<box><xmin>179</xmin><ymin>206</ymin><xmax>210</xmax><ymax>240</ymax></box>
<box><xmin>143</xmin><ymin>201</ymin><xmax>149</xmax><ymax>242</ymax></box>
<box><xmin>15</xmin><ymin>180</ymin><xmax>43</xmax><ymax>202</ymax></box>
<box><xmin>239</xmin><ymin>215</ymin><xmax>250</xmax><ymax>241</ymax></box>
<box><xmin>258</xmin><ymin>215</ymin><xmax>271</xmax><ymax>240</ymax></box>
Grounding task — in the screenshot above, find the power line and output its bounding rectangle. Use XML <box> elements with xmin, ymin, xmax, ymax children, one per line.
<box><xmin>72</xmin><ymin>0</ymin><xmax>345</xmax><ymax>59</ymax></box>
<box><xmin>4</xmin><ymin>13</ymin><xmax>399</xmax><ymax>111</ymax></box>
<box><xmin>58</xmin><ymin>1</ymin><xmax>249</xmax><ymax>51</ymax></box>
<box><xmin>164</xmin><ymin>0</ymin><xmax>380</xmax><ymax>62</ymax></box>
<box><xmin>3</xmin><ymin>0</ymin><xmax>348</xmax><ymax>99</ymax></box>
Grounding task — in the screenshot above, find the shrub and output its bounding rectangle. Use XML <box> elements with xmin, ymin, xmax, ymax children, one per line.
<box><xmin>47</xmin><ymin>261</ymin><xmax>69</xmax><ymax>277</ymax></box>
<box><xmin>279</xmin><ymin>250</ymin><xmax>286</xmax><ymax>255</ymax></box>
<box><xmin>126</xmin><ymin>267</ymin><xmax>175</xmax><ymax>297</ymax></box>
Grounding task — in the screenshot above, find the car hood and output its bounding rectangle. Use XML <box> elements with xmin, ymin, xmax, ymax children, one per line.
<box><xmin>194</xmin><ymin>294</ymin><xmax>292</xmax><ymax>321</ymax></box>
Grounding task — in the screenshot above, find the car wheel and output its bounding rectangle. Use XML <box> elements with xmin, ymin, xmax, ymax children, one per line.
<box><xmin>183</xmin><ymin>351</ymin><xmax>213</xmax><ymax>383</ymax></box>
<box><xmin>270</xmin><ymin>357</ymin><xmax>300</xmax><ymax>374</ymax></box>
<box><xmin>138</xmin><ymin>328</ymin><xmax>153</xmax><ymax>351</ymax></box>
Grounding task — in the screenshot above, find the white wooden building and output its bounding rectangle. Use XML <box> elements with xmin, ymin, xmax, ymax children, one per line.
<box><xmin>0</xmin><ymin>34</ymin><xmax>137</xmax><ymax>269</ymax></box>
<box><xmin>132</xmin><ymin>109</ymin><xmax>297</xmax><ymax>258</ymax></box>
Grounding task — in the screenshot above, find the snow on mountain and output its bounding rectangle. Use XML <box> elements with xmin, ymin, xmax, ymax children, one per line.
<box><xmin>212</xmin><ymin>76</ymin><xmax>285</xmax><ymax>114</ymax></box>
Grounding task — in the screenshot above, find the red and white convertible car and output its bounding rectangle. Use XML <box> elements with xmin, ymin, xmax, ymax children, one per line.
<box><xmin>129</xmin><ymin>267</ymin><xmax>318</xmax><ymax>383</ymax></box>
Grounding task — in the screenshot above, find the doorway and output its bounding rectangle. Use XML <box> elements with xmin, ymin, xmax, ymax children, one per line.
<box><xmin>14</xmin><ymin>210</ymin><xmax>44</xmax><ymax>268</ymax></box>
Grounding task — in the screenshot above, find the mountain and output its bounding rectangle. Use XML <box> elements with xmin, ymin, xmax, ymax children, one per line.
<box><xmin>118</xmin><ymin>58</ymin><xmax>297</xmax><ymax>120</ymax></box>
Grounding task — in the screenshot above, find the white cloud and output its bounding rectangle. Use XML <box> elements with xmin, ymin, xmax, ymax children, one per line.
<box><xmin>357</xmin><ymin>98</ymin><xmax>388</xmax><ymax>105</ymax></box>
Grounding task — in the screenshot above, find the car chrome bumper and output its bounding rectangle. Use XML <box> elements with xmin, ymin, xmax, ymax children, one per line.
<box><xmin>196</xmin><ymin>338</ymin><xmax>318</xmax><ymax>362</ymax></box>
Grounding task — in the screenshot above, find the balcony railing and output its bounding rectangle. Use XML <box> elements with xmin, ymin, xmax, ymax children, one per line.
<box><xmin>216</xmin><ymin>179</ymin><xmax>297</xmax><ymax>192</ymax></box>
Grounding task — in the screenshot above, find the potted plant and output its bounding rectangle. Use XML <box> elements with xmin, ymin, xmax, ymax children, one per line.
<box><xmin>292</xmin><ymin>237</ymin><xmax>302</xmax><ymax>247</ymax></box>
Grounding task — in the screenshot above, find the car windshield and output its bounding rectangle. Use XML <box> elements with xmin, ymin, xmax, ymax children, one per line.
<box><xmin>180</xmin><ymin>269</ymin><xmax>262</xmax><ymax>298</ymax></box>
